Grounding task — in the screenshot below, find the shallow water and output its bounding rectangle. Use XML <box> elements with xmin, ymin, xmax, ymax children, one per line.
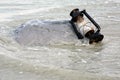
<box><xmin>0</xmin><ymin>0</ymin><xmax>120</xmax><ymax>80</ymax></box>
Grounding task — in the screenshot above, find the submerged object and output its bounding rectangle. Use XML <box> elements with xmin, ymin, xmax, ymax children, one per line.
<box><xmin>70</xmin><ymin>9</ymin><xmax>104</xmax><ymax>44</ymax></box>
<box><xmin>14</xmin><ymin>10</ymin><xmax>104</xmax><ymax>45</ymax></box>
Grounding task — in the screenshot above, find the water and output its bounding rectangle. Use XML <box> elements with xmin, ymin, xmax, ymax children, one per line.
<box><xmin>0</xmin><ymin>0</ymin><xmax>120</xmax><ymax>80</ymax></box>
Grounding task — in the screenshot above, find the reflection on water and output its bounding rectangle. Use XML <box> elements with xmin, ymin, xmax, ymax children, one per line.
<box><xmin>0</xmin><ymin>0</ymin><xmax>120</xmax><ymax>80</ymax></box>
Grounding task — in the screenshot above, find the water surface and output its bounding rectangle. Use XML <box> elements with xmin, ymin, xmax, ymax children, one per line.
<box><xmin>0</xmin><ymin>0</ymin><xmax>120</xmax><ymax>80</ymax></box>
